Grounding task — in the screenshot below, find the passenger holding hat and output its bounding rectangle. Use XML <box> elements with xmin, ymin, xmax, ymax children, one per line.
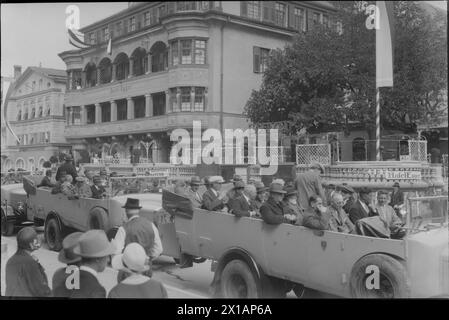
<box><xmin>260</xmin><ymin>183</ymin><xmax>289</xmax><ymax>225</ymax></box>
<box><xmin>202</xmin><ymin>176</ymin><xmax>228</xmax><ymax>211</ymax></box>
<box><xmin>91</xmin><ymin>175</ymin><xmax>107</xmax><ymax>199</ymax></box>
<box><xmin>282</xmin><ymin>186</ymin><xmax>305</xmax><ymax>225</ymax></box>
<box><xmin>56</xmin><ymin>154</ymin><xmax>77</xmax><ymax>183</ymax></box>
<box><xmin>294</xmin><ymin>162</ymin><xmax>327</xmax><ymax>211</ymax></box>
<box><xmin>228</xmin><ymin>181</ymin><xmax>257</xmax><ymax>218</ymax></box>
<box><xmin>52</xmin><ymin>232</ymin><xmax>83</xmax><ymax>297</ymax></box>
<box><xmin>67</xmin><ymin>230</ymin><xmax>116</xmax><ymax>298</ymax></box>
<box><xmin>185</xmin><ymin>176</ymin><xmax>204</xmax><ymax>208</ymax></box>
<box><xmin>5</xmin><ymin>227</ymin><xmax>52</xmax><ymax>297</ymax></box>
<box><xmin>109</xmin><ymin>243</ymin><xmax>167</xmax><ymax>298</ymax></box>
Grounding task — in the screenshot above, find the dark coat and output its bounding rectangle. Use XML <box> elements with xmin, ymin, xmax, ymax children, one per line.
<box><xmin>5</xmin><ymin>250</ymin><xmax>52</xmax><ymax>297</ymax></box>
<box><xmin>52</xmin><ymin>266</ymin><xmax>72</xmax><ymax>297</ymax></box>
<box><xmin>228</xmin><ymin>195</ymin><xmax>255</xmax><ymax>217</ymax></box>
<box><xmin>294</xmin><ymin>171</ymin><xmax>327</xmax><ymax>209</ymax></box>
<box><xmin>91</xmin><ymin>185</ymin><xmax>106</xmax><ymax>199</ymax></box>
<box><xmin>348</xmin><ymin>200</ymin><xmax>376</xmax><ymax>224</ymax></box>
<box><xmin>56</xmin><ymin>162</ymin><xmax>77</xmax><ymax>182</ymax></box>
<box><xmin>63</xmin><ymin>269</ymin><xmax>106</xmax><ymax>298</ymax></box>
<box><xmin>260</xmin><ymin>197</ymin><xmax>286</xmax><ymax>225</ymax></box>
<box><xmin>202</xmin><ymin>189</ymin><xmax>225</xmax><ymax>211</ymax></box>
<box><xmin>37</xmin><ymin>176</ymin><xmax>54</xmax><ymax>188</ymax></box>
<box><xmin>303</xmin><ymin>208</ymin><xmax>330</xmax><ymax>230</ymax></box>
<box><xmin>389</xmin><ymin>190</ymin><xmax>404</xmax><ymax>207</ymax></box>
<box><xmin>123</xmin><ymin>217</ymin><xmax>155</xmax><ymax>257</ymax></box>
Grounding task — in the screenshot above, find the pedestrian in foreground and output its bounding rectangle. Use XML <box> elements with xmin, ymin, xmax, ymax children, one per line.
<box><xmin>109</xmin><ymin>243</ymin><xmax>167</xmax><ymax>298</ymax></box>
<box><xmin>5</xmin><ymin>227</ymin><xmax>52</xmax><ymax>297</ymax></box>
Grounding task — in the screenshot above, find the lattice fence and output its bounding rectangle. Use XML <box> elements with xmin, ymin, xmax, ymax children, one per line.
<box><xmin>408</xmin><ymin>140</ymin><xmax>427</xmax><ymax>162</ymax></box>
<box><xmin>296</xmin><ymin>144</ymin><xmax>331</xmax><ymax>165</ymax></box>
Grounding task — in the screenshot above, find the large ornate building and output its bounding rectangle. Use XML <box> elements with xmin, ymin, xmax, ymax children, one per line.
<box><xmin>59</xmin><ymin>1</ymin><xmax>337</xmax><ymax>164</ymax></box>
<box><xmin>2</xmin><ymin>66</ymin><xmax>70</xmax><ymax>171</ymax></box>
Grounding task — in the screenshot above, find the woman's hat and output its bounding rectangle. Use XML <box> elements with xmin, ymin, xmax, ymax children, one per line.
<box><xmin>122</xmin><ymin>198</ymin><xmax>142</xmax><ymax>209</ymax></box>
<box><xmin>73</xmin><ymin>230</ymin><xmax>116</xmax><ymax>258</ymax></box>
<box><xmin>209</xmin><ymin>176</ymin><xmax>225</xmax><ymax>184</ymax></box>
<box><xmin>269</xmin><ymin>183</ymin><xmax>286</xmax><ymax>194</ymax></box>
<box><xmin>58</xmin><ymin>232</ymin><xmax>83</xmax><ymax>264</ymax></box>
<box><xmin>111</xmin><ymin>242</ymin><xmax>150</xmax><ymax>273</ymax></box>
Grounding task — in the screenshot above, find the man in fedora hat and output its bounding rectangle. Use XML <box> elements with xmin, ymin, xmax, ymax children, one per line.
<box><xmin>68</xmin><ymin>230</ymin><xmax>116</xmax><ymax>298</ymax></box>
<box><xmin>389</xmin><ymin>182</ymin><xmax>404</xmax><ymax>209</ymax></box>
<box><xmin>202</xmin><ymin>176</ymin><xmax>228</xmax><ymax>211</ymax></box>
<box><xmin>52</xmin><ymin>232</ymin><xmax>83</xmax><ymax>297</ymax></box>
<box><xmin>260</xmin><ymin>183</ymin><xmax>288</xmax><ymax>225</ymax></box>
<box><xmin>109</xmin><ymin>243</ymin><xmax>167</xmax><ymax>298</ymax></box>
<box><xmin>5</xmin><ymin>227</ymin><xmax>52</xmax><ymax>297</ymax></box>
<box><xmin>348</xmin><ymin>187</ymin><xmax>376</xmax><ymax>224</ymax></box>
<box><xmin>228</xmin><ymin>181</ymin><xmax>257</xmax><ymax>217</ymax></box>
<box><xmin>113</xmin><ymin>198</ymin><xmax>162</xmax><ymax>263</ymax></box>
<box><xmin>282</xmin><ymin>186</ymin><xmax>305</xmax><ymax>225</ymax></box>
<box><xmin>294</xmin><ymin>162</ymin><xmax>326</xmax><ymax>210</ymax></box>
<box><xmin>91</xmin><ymin>175</ymin><xmax>107</xmax><ymax>199</ymax></box>
<box><xmin>226</xmin><ymin>174</ymin><xmax>243</xmax><ymax>199</ymax></box>
<box><xmin>56</xmin><ymin>154</ymin><xmax>77</xmax><ymax>183</ymax></box>
<box><xmin>253</xmin><ymin>181</ymin><xmax>268</xmax><ymax>210</ymax></box>
<box><xmin>185</xmin><ymin>176</ymin><xmax>204</xmax><ymax>208</ymax></box>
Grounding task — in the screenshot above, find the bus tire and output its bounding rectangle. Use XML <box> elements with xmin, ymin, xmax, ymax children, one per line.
<box><xmin>45</xmin><ymin>215</ymin><xmax>63</xmax><ymax>251</ymax></box>
<box><xmin>220</xmin><ymin>259</ymin><xmax>260</xmax><ymax>298</ymax></box>
<box><xmin>349</xmin><ymin>253</ymin><xmax>410</xmax><ymax>298</ymax></box>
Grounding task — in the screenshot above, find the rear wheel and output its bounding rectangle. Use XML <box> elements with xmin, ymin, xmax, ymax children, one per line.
<box><xmin>1</xmin><ymin>208</ymin><xmax>15</xmax><ymax>236</ymax></box>
<box><xmin>220</xmin><ymin>259</ymin><xmax>260</xmax><ymax>298</ymax></box>
<box><xmin>350</xmin><ymin>254</ymin><xmax>410</xmax><ymax>298</ymax></box>
<box><xmin>45</xmin><ymin>216</ymin><xmax>63</xmax><ymax>251</ymax></box>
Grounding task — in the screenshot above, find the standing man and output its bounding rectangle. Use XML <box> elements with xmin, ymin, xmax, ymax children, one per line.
<box><xmin>56</xmin><ymin>154</ymin><xmax>77</xmax><ymax>183</ymax></box>
<box><xmin>260</xmin><ymin>183</ymin><xmax>288</xmax><ymax>225</ymax></box>
<box><xmin>52</xmin><ymin>232</ymin><xmax>83</xmax><ymax>297</ymax></box>
<box><xmin>294</xmin><ymin>162</ymin><xmax>327</xmax><ymax>210</ymax></box>
<box><xmin>113</xmin><ymin>198</ymin><xmax>162</xmax><ymax>262</ymax></box>
<box><xmin>70</xmin><ymin>230</ymin><xmax>116</xmax><ymax>298</ymax></box>
<box><xmin>202</xmin><ymin>176</ymin><xmax>228</xmax><ymax>211</ymax></box>
<box><xmin>389</xmin><ymin>182</ymin><xmax>404</xmax><ymax>209</ymax></box>
<box><xmin>185</xmin><ymin>176</ymin><xmax>203</xmax><ymax>208</ymax></box>
<box><xmin>348</xmin><ymin>187</ymin><xmax>376</xmax><ymax>224</ymax></box>
<box><xmin>5</xmin><ymin>227</ymin><xmax>52</xmax><ymax>297</ymax></box>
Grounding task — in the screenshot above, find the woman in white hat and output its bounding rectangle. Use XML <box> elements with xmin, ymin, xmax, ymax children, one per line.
<box><xmin>109</xmin><ymin>243</ymin><xmax>167</xmax><ymax>298</ymax></box>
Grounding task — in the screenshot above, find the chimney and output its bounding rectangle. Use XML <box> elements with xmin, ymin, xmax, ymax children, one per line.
<box><xmin>13</xmin><ymin>65</ymin><xmax>22</xmax><ymax>80</ymax></box>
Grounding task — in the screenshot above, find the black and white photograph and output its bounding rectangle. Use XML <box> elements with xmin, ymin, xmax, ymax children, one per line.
<box><xmin>0</xmin><ymin>0</ymin><xmax>448</xmax><ymax>306</ymax></box>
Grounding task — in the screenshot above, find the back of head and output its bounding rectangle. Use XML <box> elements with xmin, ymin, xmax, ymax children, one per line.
<box><xmin>17</xmin><ymin>226</ymin><xmax>38</xmax><ymax>250</ymax></box>
<box><xmin>45</xmin><ymin>169</ymin><xmax>52</xmax><ymax>177</ymax></box>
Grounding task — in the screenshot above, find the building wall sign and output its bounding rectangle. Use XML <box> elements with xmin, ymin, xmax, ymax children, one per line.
<box><xmin>367</xmin><ymin>168</ymin><xmax>422</xmax><ymax>180</ymax></box>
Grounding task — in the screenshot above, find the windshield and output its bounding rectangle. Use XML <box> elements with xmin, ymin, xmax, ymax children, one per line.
<box><xmin>405</xmin><ymin>196</ymin><xmax>448</xmax><ymax>233</ymax></box>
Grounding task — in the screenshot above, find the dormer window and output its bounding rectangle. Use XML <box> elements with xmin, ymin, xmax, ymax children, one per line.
<box><xmin>129</xmin><ymin>16</ymin><xmax>136</xmax><ymax>32</ymax></box>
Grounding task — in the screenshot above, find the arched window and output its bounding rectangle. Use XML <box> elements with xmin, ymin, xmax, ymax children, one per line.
<box><xmin>85</xmin><ymin>62</ymin><xmax>97</xmax><ymax>87</ymax></box>
<box><xmin>17</xmin><ymin>110</ymin><xmax>22</xmax><ymax>121</ymax></box>
<box><xmin>47</xmin><ymin>82</ymin><xmax>51</xmax><ymax>88</ymax></box>
<box><xmin>46</xmin><ymin>107</ymin><xmax>51</xmax><ymax>116</ymax></box>
<box><xmin>28</xmin><ymin>158</ymin><xmax>35</xmax><ymax>171</ymax></box>
<box><xmin>150</xmin><ymin>42</ymin><xmax>168</xmax><ymax>73</ymax></box>
<box><xmin>23</xmin><ymin>109</ymin><xmax>29</xmax><ymax>120</ymax></box>
<box><xmin>99</xmin><ymin>58</ymin><xmax>112</xmax><ymax>83</ymax></box>
<box><xmin>114</xmin><ymin>53</ymin><xmax>129</xmax><ymax>80</ymax></box>
<box><xmin>30</xmin><ymin>108</ymin><xmax>36</xmax><ymax>119</ymax></box>
<box><xmin>39</xmin><ymin>79</ymin><xmax>43</xmax><ymax>89</ymax></box>
<box><xmin>38</xmin><ymin>106</ymin><xmax>43</xmax><ymax>117</ymax></box>
<box><xmin>131</xmin><ymin>47</ymin><xmax>147</xmax><ymax>76</ymax></box>
<box><xmin>16</xmin><ymin>158</ymin><xmax>25</xmax><ymax>169</ymax></box>
<box><xmin>352</xmin><ymin>137</ymin><xmax>366</xmax><ymax>161</ymax></box>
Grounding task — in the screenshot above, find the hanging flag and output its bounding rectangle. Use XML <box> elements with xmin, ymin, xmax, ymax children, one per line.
<box><xmin>3</xmin><ymin>81</ymin><xmax>21</xmax><ymax>144</ymax></box>
<box><xmin>376</xmin><ymin>1</ymin><xmax>395</xmax><ymax>88</ymax></box>
<box><xmin>67</xmin><ymin>29</ymin><xmax>91</xmax><ymax>50</ymax></box>
<box><xmin>107</xmin><ymin>37</ymin><xmax>112</xmax><ymax>55</ymax></box>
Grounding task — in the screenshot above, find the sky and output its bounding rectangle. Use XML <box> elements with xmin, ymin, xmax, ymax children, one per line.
<box><xmin>1</xmin><ymin>1</ymin><xmax>447</xmax><ymax>77</ymax></box>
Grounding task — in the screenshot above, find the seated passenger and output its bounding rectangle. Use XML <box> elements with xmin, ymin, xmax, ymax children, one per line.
<box><xmin>226</xmin><ymin>174</ymin><xmax>243</xmax><ymax>200</ymax></box>
<box><xmin>227</xmin><ymin>181</ymin><xmax>257</xmax><ymax>217</ymax></box>
<box><xmin>91</xmin><ymin>176</ymin><xmax>107</xmax><ymax>199</ymax></box>
<box><xmin>327</xmin><ymin>193</ymin><xmax>355</xmax><ymax>234</ymax></box>
<box><xmin>303</xmin><ymin>196</ymin><xmax>330</xmax><ymax>230</ymax></box>
<box><xmin>340</xmin><ymin>184</ymin><xmax>356</xmax><ymax>213</ymax></box>
<box><xmin>185</xmin><ymin>176</ymin><xmax>203</xmax><ymax>208</ymax></box>
<box><xmin>173</xmin><ymin>180</ymin><xmax>187</xmax><ymax>196</ymax></box>
<box><xmin>282</xmin><ymin>187</ymin><xmax>305</xmax><ymax>226</ymax></box>
<box><xmin>83</xmin><ymin>169</ymin><xmax>94</xmax><ymax>186</ymax></box>
<box><xmin>148</xmin><ymin>180</ymin><xmax>160</xmax><ymax>193</ymax></box>
<box><xmin>51</xmin><ymin>170</ymin><xmax>66</xmax><ymax>194</ymax></box>
<box><xmin>37</xmin><ymin>170</ymin><xmax>55</xmax><ymax>188</ymax></box>
<box><xmin>260</xmin><ymin>183</ymin><xmax>288</xmax><ymax>225</ymax></box>
<box><xmin>62</xmin><ymin>175</ymin><xmax>77</xmax><ymax>198</ymax></box>
<box><xmin>74</xmin><ymin>176</ymin><xmax>92</xmax><ymax>198</ymax></box>
<box><xmin>202</xmin><ymin>176</ymin><xmax>228</xmax><ymax>211</ymax></box>
<box><xmin>373</xmin><ymin>190</ymin><xmax>404</xmax><ymax>239</ymax></box>
<box><xmin>348</xmin><ymin>187</ymin><xmax>376</xmax><ymax>224</ymax></box>
<box><xmin>253</xmin><ymin>181</ymin><xmax>268</xmax><ymax>210</ymax></box>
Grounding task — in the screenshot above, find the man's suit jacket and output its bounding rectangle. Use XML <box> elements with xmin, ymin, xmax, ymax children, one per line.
<box><xmin>60</xmin><ymin>269</ymin><xmax>106</xmax><ymax>298</ymax></box>
<box><xmin>228</xmin><ymin>195</ymin><xmax>255</xmax><ymax>217</ymax></box>
<box><xmin>186</xmin><ymin>188</ymin><xmax>203</xmax><ymax>208</ymax></box>
<box><xmin>348</xmin><ymin>200</ymin><xmax>376</xmax><ymax>224</ymax></box>
<box><xmin>202</xmin><ymin>189</ymin><xmax>225</xmax><ymax>211</ymax></box>
<box><xmin>5</xmin><ymin>250</ymin><xmax>52</xmax><ymax>297</ymax></box>
<box><xmin>37</xmin><ymin>176</ymin><xmax>54</xmax><ymax>188</ymax></box>
<box><xmin>91</xmin><ymin>185</ymin><xmax>106</xmax><ymax>199</ymax></box>
<box><xmin>56</xmin><ymin>162</ymin><xmax>78</xmax><ymax>182</ymax></box>
<box><xmin>260</xmin><ymin>197</ymin><xmax>285</xmax><ymax>225</ymax></box>
<box><xmin>389</xmin><ymin>191</ymin><xmax>404</xmax><ymax>207</ymax></box>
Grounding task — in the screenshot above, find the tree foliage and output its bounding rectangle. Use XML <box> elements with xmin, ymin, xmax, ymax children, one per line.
<box><xmin>244</xmin><ymin>1</ymin><xmax>447</xmax><ymax>136</ymax></box>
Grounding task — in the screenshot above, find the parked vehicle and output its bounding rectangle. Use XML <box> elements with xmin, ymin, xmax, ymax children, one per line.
<box><xmin>0</xmin><ymin>183</ymin><xmax>32</xmax><ymax>236</ymax></box>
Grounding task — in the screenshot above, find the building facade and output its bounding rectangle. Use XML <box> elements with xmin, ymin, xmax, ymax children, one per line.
<box><xmin>2</xmin><ymin>66</ymin><xmax>70</xmax><ymax>171</ymax></box>
<box><xmin>58</xmin><ymin>1</ymin><xmax>337</xmax><ymax>164</ymax></box>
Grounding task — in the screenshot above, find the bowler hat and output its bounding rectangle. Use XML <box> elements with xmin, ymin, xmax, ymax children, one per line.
<box><xmin>58</xmin><ymin>232</ymin><xmax>83</xmax><ymax>264</ymax></box>
<box><xmin>310</xmin><ymin>162</ymin><xmax>325</xmax><ymax>173</ymax></box>
<box><xmin>17</xmin><ymin>226</ymin><xmax>38</xmax><ymax>250</ymax></box>
<box><xmin>233</xmin><ymin>180</ymin><xmax>245</xmax><ymax>190</ymax></box>
<box><xmin>189</xmin><ymin>176</ymin><xmax>203</xmax><ymax>186</ymax></box>
<box><xmin>122</xmin><ymin>198</ymin><xmax>142</xmax><ymax>209</ymax></box>
<box><xmin>111</xmin><ymin>242</ymin><xmax>150</xmax><ymax>273</ymax></box>
<box><xmin>73</xmin><ymin>230</ymin><xmax>116</xmax><ymax>258</ymax></box>
<box><xmin>231</xmin><ymin>174</ymin><xmax>243</xmax><ymax>183</ymax></box>
<box><xmin>269</xmin><ymin>183</ymin><xmax>286</xmax><ymax>194</ymax></box>
<box><xmin>284</xmin><ymin>186</ymin><xmax>297</xmax><ymax>197</ymax></box>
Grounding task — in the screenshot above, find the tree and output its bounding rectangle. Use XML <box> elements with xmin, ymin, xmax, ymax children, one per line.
<box><xmin>244</xmin><ymin>1</ymin><xmax>447</xmax><ymax>143</ymax></box>
<box><xmin>43</xmin><ymin>161</ymin><xmax>52</xmax><ymax>168</ymax></box>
